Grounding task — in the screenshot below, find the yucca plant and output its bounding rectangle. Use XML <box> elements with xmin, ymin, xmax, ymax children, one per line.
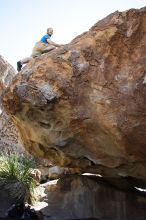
<box><xmin>0</xmin><ymin>153</ymin><xmax>38</xmax><ymax>204</ymax></box>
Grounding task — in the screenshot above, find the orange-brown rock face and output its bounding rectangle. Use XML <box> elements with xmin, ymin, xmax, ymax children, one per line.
<box><xmin>3</xmin><ymin>8</ymin><xmax>146</xmax><ymax>180</ymax></box>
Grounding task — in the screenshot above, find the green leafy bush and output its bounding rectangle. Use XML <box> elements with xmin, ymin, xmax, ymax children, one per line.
<box><xmin>0</xmin><ymin>153</ymin><xmax>38</xmax><ymax>204</ymax></box>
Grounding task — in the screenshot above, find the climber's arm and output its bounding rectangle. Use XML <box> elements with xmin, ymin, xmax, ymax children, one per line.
<box><xmin>47</xmin><ymin>39</ymin><xmax>61</xmax><ymax>47</ymax></box>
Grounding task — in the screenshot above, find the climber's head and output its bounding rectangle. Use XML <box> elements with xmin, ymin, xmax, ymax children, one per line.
<box><xmin>47</xmin><ymin>28</ymin><xmax>53</xmax><ymax>36</ymax></box>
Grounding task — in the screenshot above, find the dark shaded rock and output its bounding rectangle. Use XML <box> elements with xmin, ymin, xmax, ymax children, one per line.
<box><xmin>68</xmin><ymin>218</ymin><xmax>99</xmax><ymax>220</ymax></box>
<box><xmin>21</xmin><ymin>206</ymin><xmax>40</xmax><ymax>220</ymax></box>
<box><xmin>0</xmin><ymin>189</ymin><xmax>16</xmax><ymax>218</ymax></box>
<box><xmin>40</xmin><ymin>175</ymin><xmax>146</xmax><ymax>220</ymax></box>
<box><xmin>6</xmin><ymin>203</ymin><xmax>24</xmax><ymax>218</ymax></box>
<box><xmin>5</xmin><ymin>204</ymin><xmax>40</xmax><ymax>220</ymax></box>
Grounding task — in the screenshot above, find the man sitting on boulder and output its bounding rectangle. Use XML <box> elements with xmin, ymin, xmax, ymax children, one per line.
<box><xmin>17</xmin><ymin>27</ymin><xmax>62</xmax><ymax>72</ymax></box>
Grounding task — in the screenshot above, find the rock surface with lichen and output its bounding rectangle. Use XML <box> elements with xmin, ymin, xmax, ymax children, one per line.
<box><xmin>0</xmin><ymin>56</ymin><xmax>25</xmax><ymax>153</ymax></box>
<box><xmin>2</xmin><ymin>8</ymin><xmax>146</xmax><ymax>186</ymax></box>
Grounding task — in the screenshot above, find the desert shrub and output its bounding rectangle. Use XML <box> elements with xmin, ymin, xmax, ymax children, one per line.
<box><xmin>0</xmin><ymin>153</ymin><xmax>38</xmax><ymax>204</ymax></box>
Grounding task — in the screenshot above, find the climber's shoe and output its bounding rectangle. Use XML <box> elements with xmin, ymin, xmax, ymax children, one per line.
<box><xmin>42</xmin><ymin>49</ymin><xmax>50</xmax><ymax>54</ymax></box>
<box><xmin>17</xmin><ymin>61</ymin><xmax>22</xmax><ymax>72</ymax></box>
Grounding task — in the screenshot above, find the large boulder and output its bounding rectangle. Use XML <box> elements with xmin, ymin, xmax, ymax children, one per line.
<box><xmin>2</xmin><ymin>8</ymin><xmax>146</xmax><ymax>182</ymax></box>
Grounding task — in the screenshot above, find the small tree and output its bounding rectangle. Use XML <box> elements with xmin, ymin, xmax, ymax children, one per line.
<box><xmin>0</xmin><ymin>153</ymin><xmax>38</xmax><ymax>204</ymax></box>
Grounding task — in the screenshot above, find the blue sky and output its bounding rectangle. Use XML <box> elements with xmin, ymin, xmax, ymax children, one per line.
<box><xmin>0</xmin><ymin>0</ymin><xmax>146</xmax><ymax>70</ymax></box>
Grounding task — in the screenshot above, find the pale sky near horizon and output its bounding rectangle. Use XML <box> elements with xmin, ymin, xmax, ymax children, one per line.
<box><xmin>1</xmin><ymin>0</ymin><xmax>146</xmax><ymax>70</ymax></box>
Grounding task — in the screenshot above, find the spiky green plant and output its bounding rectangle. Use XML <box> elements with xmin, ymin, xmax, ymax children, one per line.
<box><xmin>0</xmin><ymin>153</ymin><xmax>38</xmax><ymax>204</ymax></box>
